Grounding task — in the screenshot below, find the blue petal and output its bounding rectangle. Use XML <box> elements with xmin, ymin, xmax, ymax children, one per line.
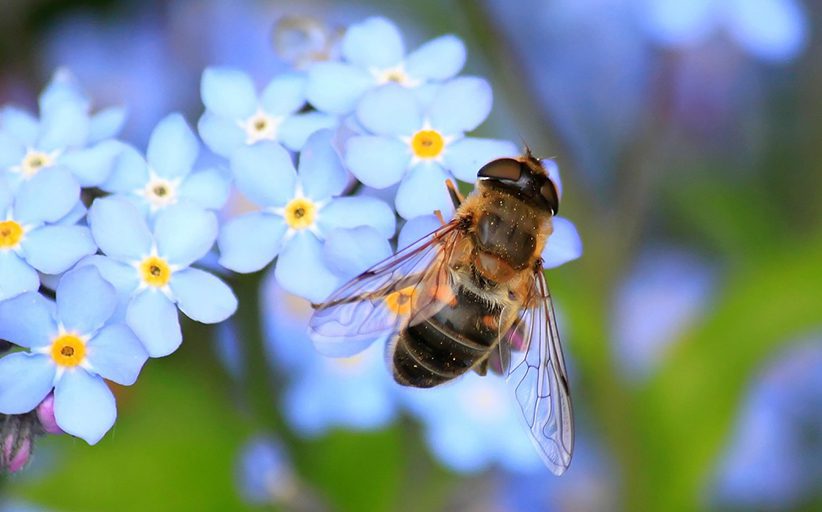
<box><xmin>356</xmin><ymin>85</ymin><xmax>422</xmax><ymax>136</ymax></box>
<box><xmin>56</xmin><ymin>266</ymin><xmax>116</xmax><ymax>335</ymax></box>
<box><xmin>178</xmin><ymin>167</ymin><xmax>230</xmax><ymax>210</ymax></box>
<box><xmin>0</xmin><ymin>252</ymin><xmax>40</xmax><ymax>302</ymax></box>
<box><xmin>260</xmin><ymin>72</ymin><xmax>307</xmax><ymax>116</ymax></box>
<box><xmin>542</xmin><ymin>216</ymin><xmax>583</xmax><ymax>269</ymax></box>
<box><xmin>0</xmin><ymin>353</ymin><xmax>55</xmax><ymax>414</ymax></box>
<box><xmin>230</xmin><ymin>142</ymin><xmax>296</xmax><ymax>207</ymax></box>
<box><xmin>342</xmin><ymin>17</ymin><xmax>405</xmax><ymax>68</ymax></box>
<box><xmin>274</xmin><ymin>231</ymin><xmax>340</xmax><ymax>303</ymax></box>
<box><xmin>443</xmin><ymin>137</ymin><xmax>519</xmax><ymax>182</ymax></box>
<box><xmin>345</xmin><ymin>135</ymin><xmax>410</xmax><ymax>189</ymax></box>
<box><xmin>146</xmin><ymin>113</ymin><xmax>198</xmax><ymax>179</ymax></box>
<box><xmin>0</xmin><ymin>132</ymin><xmax>25</xmax><ymax>169</ymax></box>
<box><xmin>428</xmin><ymin>77</ymin><xmax>493</xmax><ymax>135</ymax></box>
<box><xmin>153</xmin><ymin>204</ymin><xmax>217</xmax><ymax>267</ymax></box>
<box><xmin>88</xmin><ymin>106</ymin><xmax>127</xmax><ymax>143</ymax></box>
<box><xmin>86</xmin><ymin>324</ymin><xmax>148</xmax><ymax>386</ymax></box>
<box><xmin>197</xmin><ymin>112</ymin><xmax>245</xmax><ymax>158</ymax></box>
<box><xmin>298</xmin><ymin>129</ymin><xmax>348</xmax><ymax>201</ymax></box>
<box><xmin>13</xmin><ymin>167</ymin><xmax>79</xmax><ymax>225</ymax></box>
<box><xmin>54</xmin><ymin>370</ymin><xmax>116</xmax><ymax>445</ymax></box>
<box><xmin>727</xmin><ymin>0</ymin><xmax>808</xmax><ymax>62</ymax></box>
<box><xmin>60</xmin><ymin>140</ymin><xmax>125</xmax><ymax>187</ymax></box>
<box><xmin>101</xmin><ymin>144</ymin><xmax>148</xmax><ymax>193</ymax></box>
<box><xmin>21</xmin><ymin>225</ymin><xmax>96</xmax><ymax>275</ymax></box>
<box><xmin>201</xmin><ymin>67</ymin><xmax>258</xmax><ymax>119</ymax></box>
<box><xmin>170</xmin><ymin>268</ymin><xmax>237</xmax><ymax>323</ymax></box>
<box><xmin>126</xmin><ymin>290</ymin><xmax>181</xmax><ymax>358</ymax></box>
<box><xmin>278</xmin><ymin>112</ymin><xmax>338</xmax><ymax>152</ymax></box>
<box><xmin>88</xmin><ymin>196</ymin><xmax>152</xmax><ymax>261</ymax></box>
<box><xmin>218</xmin><ymin>213</ymin><xmax>287</xmax><ymax>273</ymax></box>
<box><xmin>0</xmin><ymin>291</ymin><xmax>56</xmax><ymax>348</ymax></box>
<box><xmin>305</xmin><ymin>62</ymin><xmax>374</xmax><ymax>115</ymax></box>
<box><xmin>398</xmin><ymin>214</ymin><xmax>441</xmax><ymax>250</ymax></box>
<box><xmin>0</xmin><ymin>107</ymin><xmax>39</xmax><ymax>147</ymax></box>
<box><xmin>0</xmin><ymin>176</ymin><xmax>12</xmax><ymax>214</ymax></box>
<box><xmin>37</xmin><ymin>102</ymin><xmax>90</xmax><ymax>151</ymax></box>
<box><xmin>39</xmin><ymin>70</ymin><xmax>90</xmax><ymax>116</ymax></box>
<box><xmin>322</xmin><ymin>226</ymin><xmax>392</xmax><ymax>278</ymax></box>
<box><xmin>317</xmin><ymin>197</ymin><xmax>396</xmax><ymax>238</ymax></box>
<box><xmin>394</xmin><ymin>163</ymin><xmax>454</xmax><ymax>220</ymax></box>
<box><xmin>56</xmin><ymin>200</ymin><xmax>87</xmax><ymax>226</ymax></box>
<box><xmin>541</xmin><ymin>158</ymin><xmax>563</xmax><ymax>198</ymax></box>
<box><xmin>75</xmin><ymin>255</ymin><xmax>139</xmax><ymax>321</ymax></box>
<box><xmin>405</xmin><ymin>35</ymin><xmax>466</xmax><ymax>81</ymax></box>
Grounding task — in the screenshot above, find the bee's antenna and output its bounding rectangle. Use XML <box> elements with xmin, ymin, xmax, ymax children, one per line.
<box><xmin>517</xmin><ymin>133</ymin><xmax>535</xmax><ymax>160</ymax></box>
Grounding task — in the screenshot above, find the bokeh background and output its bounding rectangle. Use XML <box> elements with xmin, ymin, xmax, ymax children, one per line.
<box><xmin>1</xmin><ymin>0</ymin><xmax>821</xmax><ymax>510</ymax></box>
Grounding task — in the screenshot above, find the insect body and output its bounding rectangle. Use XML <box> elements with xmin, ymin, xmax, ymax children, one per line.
<box><xmin>309</xmin><ymin>152</ymin><xmax>574</xmax><ymax>474</ymax></box>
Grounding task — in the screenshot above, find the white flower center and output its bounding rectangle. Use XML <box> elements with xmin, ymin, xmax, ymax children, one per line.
<box><xmin>372</xmin><ymin>64</ymin><xmax>419</xmax><ymax>87</ymax></box>
<box><xmin>243</xmin><ymin>110</ymin><xmax>282</xmax><ymax>144</ymax></box>
<box><xmin>19</xmin><ymin>150</ymin><xmax>56</xmax><ymax>177</ymax></box>
<box><xmin>142</xmin><ymin>176</ymin><xmax>179</xmax><ymax>210</ymax></box>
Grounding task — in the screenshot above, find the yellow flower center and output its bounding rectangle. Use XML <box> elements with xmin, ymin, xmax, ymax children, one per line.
<box><xmin>50</xmin><ymin>334</ymin><xmax>86</xmax><ymax>368</ymax></box>
<box><xmin>411</xmin><ymin>130</ymin><xmax>445</xmax><ymax>159</ymax></box>
<box><xmin>284</xmin><ymin>198</ymin><xmax>316</xmax><ymax>230</ymax></box>
<box><xmin>0</xmin><ymin>220</ymin><xmax>24</xmax><ymax>249</ymax></box>
<box><xmin>139</xmin><ymin>256</ymin><xmax>172</xmax><ymax>287</ymax></box>
<box><xmin>384</xmin><ymin>286</ymin><xmax>417</xmax><ymax>316</ymax></box>
<box><xmin>21</xmin><ymin>151</ymin><xmax>54</xmax><ymax>177</ymax></box>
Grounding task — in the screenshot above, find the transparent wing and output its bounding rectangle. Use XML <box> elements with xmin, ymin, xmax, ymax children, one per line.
<box><xmin>308</xmin><ymin>219</ymin><xmax>463</xmax><ymax>357</ymax></box>
<box><xmin>501</xmin><ymin>270</ymin><xmax>574</xmax><ymax>475</ymax></box>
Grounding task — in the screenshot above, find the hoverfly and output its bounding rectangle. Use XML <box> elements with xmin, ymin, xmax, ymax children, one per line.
<box><xmin>309</xmin><ymin>151</ymin><xmax>574</xmax><ymax>475</ymax></box>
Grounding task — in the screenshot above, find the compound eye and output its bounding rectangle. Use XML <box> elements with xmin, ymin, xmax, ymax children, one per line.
<box><xmin>540</xmin><ymin>180</ymin><xmax>560</xmax><ymax>215</ymax></box>
<box><xmin>477</xmin><ymin>158</ymin><xmax>522</xmax><ymax>181</ymax></box>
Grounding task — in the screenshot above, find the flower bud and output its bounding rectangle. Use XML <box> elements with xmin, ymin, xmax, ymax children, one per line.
<box><xmin>1</xmin><ymin>415</ymin><xmax>34</xmax><ymax>473</ymax></box>
<box><xmin>36</xmin><ymin>393</ymin><xmax>63</xmax><ymax>435</ymax></box>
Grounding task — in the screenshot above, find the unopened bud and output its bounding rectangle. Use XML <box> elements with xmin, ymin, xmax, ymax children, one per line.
<box><xmin>1</xmin><ymin>415</ymin><xmax>34</xmax><ymax>473</ymax></box>
<box><xmin>36</xmin><ymin>393</ymin><xmax>63</xmax><ymax>435</ymax></box>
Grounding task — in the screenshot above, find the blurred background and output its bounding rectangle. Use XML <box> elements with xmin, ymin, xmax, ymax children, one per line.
<box><xmin>1</xmin><ymin>0</ymin><xmax>820</xmax><ymax>510</ymax></box>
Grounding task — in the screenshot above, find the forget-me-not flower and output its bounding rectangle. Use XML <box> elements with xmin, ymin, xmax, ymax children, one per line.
<box><xmin>85</xmin><ymin>196</ymin><xmax>237</xmax><ymax>357</ymax></box>
<box><xmin>218</xmin><ymin>130</ymin><xmax>396</xmax><ymax>303</ymax></box>
<box><xmin>102</xmin><ymin>113</ymin><xmax>230</xmax><ymax>218</ymax></box>
<box><xmin>0</xmin><ymin>70</ymin><xmax>124</xmax><ymax>189</ymax></box>
<box><xmin>236</xmin><ymin>435</ymin><xmax>300</xmax><ymax>505</ymax></box>
<box><xmin>345</xmin><ymin>79</ymin><xmax>518</xmax><ymax>219</ymax></box>
<box><xmin>198</xmin><ymin>67</ymin><xmax>336</xmax><ymax>158</ymax></box>
<box><xmin>305</xmin><ymin>16</ymin><xmax>466</xmax><ymax>114</ymax></box>
<box><xmin>0</xmin><ymin>267</ymin><xmax>148</xmax><ymax>445</ymax></box>
<box><xmin>0</xmin><ymin>172</ymin><xmax>95</xmax><ymax>301</ymax></box>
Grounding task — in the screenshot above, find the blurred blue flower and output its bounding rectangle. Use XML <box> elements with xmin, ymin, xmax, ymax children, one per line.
<box><xmin>198</xmin><ymin>67</ymin><xmax>336</xmax><ymax>158</ymax></box>
<box><xmin>263</xmin><ymin>276</ymin><xmax>398</xmax><ymax>434</ymax></box>
<box><xmin>306</xmin><ymin>16</ymin><xmax>466</xmax><ymax>114</ymax></box>
<box><xmin>345</xmin><ymin>80</ymin><xmax>518</xmax><ymax>219</ymax></box>
<box><xmin>611</xmin><ymin>247</ymin><xmax>714</xmax><ymax>380</ymax></box>
<box><xmin>402</xmin><ymin>372</ymin><xmax>543</xmax><ymax>473</ymax></box>
<box><xmin>0</xmin><ymin>70</ymin><xmax>124</xmax><ymax>189</ymax></box>
<box><xmin>0</xmin><ymin>172</ymin><xmax>95</xmax><ymax>301</ymax></box>
<box><xmin>236</xmin><ymin>435</ymin><xmax>299</xmax><ymax>505</ymax></box>
<box><xmin>84</xmin><ymin>196</ymin><xmax>237</xmax><ymax>357</ymax></box>
<box><xmin>636</xmin><ymin>0</ymin><xmax>809</xmax><ymax>62</ymax></box>
<box><xmin>102</xmin><ymin>113</ymin><xmax>230</xmax><ymax>218</ymax></box>
<box><xmin>0</xmin><ymin>267</ymin><xmax>148</xmax><ymax>445</ymax></box>
<box><xmin>218</xmin><ymin>130</ymin><xmax>395</xmax><ymax>302</ymax></box>
<box><xmin>712</xmin><ymin>338</ymin><xmax>822</xmax><ymax>508</ymax></box>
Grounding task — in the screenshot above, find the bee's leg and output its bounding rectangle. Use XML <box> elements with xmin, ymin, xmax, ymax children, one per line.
<box><xmin>474</xmin><ymin>358</ymin><xmax>489</xmax><ymax>376</ymax></box>
<box><xmin>445</xmin><ymin>179</ymin><xmax>464</xmax><ymax>208</ymax></box>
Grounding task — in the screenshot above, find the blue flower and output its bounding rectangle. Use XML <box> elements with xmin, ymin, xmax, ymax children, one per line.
<box><xmin>344</xmin><ymin>80</ymin><xmax>518</xmax><ymax>219</ymax></box>
<box><xmin>84</xmin><ymin>196</ymin><xmax>237</xmax><ymax>357</ymax></box>
<box><xmin>637</xmin><ymin>0</ymin><xmax>809</xmax><ymax>62</ymax></box>
<box><xmin>218</xmin><ymin>130</ymin><xmax>396</xmax><ymax>303</ymax></box>
<box><xmin>305</xmin><ymin>16</ymin><xmax>466</xmax><ymax>114</ymax></box>
<box><xmin>236</xmin><ymin>435</ymin><xmax>299</xmax><ymax>505</ymax></box>
<box><xmin>101</xmin><ymin>113</ymin><xmax>230</xmax><ymax>218</ymax></box>
<box><xmin>0</xmin><ymin>172</ymin><xmax>96</xmax><ymax>301</ymax></box>
<box><xmin>402</xmin><ymin>372</ymin><xmax>542</xmax><ymax>473</ymax></box>
<box><xmin>198</xmin><ymin>67</ymin><xmax>336</xmax><ymax>158</ymax></box>
<box><xmin>262</xmin><ymin>276</ymin><xmax>398</xmax><ymax>434</ymax></box>
<box><xmin>0</xmin><ymin>266</ymin><xmax>148</xmax><ymax>445</ymax></box>
<box><xmin>0</xmin><ymin>70</ymin><xmax>124</xmax><ymax>189</ymax></box>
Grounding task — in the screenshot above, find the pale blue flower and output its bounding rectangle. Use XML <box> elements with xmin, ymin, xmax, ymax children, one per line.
<box><xmin>84</xmin><ymin>196</ymin><xmax>237</xmax><ymax>357</ymax></box>
<box><xmin>0</xmin><ymin>267</ymin><xmax>148</xmax><ymax>445</ymax></box>
<box><xmin>345</xmin><ymin>80</ymin><xmax>518</xmax><ymax>219</ymax></box>
<box><xmin>198</xmin><ymin>67</ymin><xmax>336</xmax><ymax>158</ymax></box>
<box><xmin>236</xmin><ymin>435</ymin><xmax>298</xmax><ymax>505</ymax></box>
<box><xmin>306</xmin><ymin>16</ymin><xmax>466</xmax><ymax>114</ymax></box>
<box><xmin>218</xmin><ymin>130</ymin><xmax>396</xmax><ymax>303</ymax></box>
<box><xmin>102</xmin><ymin>113</ymin><xmax>230</xmax><ymax>218</ymax></box>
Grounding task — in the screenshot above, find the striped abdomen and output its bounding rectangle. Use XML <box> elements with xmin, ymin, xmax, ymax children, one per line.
<box><xmin>391</xmin><ymin>283</ymin><xmax>502</xmax><ymax>388</ymax></box>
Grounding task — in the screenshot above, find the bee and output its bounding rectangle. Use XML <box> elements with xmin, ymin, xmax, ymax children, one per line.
<box><xmin>309</xmin><ymin>151</ymin><xmax>574</xmax><ymax>475</ymax></box>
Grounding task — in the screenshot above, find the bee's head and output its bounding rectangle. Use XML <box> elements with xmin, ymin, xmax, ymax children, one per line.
<box><xmin>476</xmin><ymin>155</ymin><xmax>560</xmax><ymax>215</ymax></box>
